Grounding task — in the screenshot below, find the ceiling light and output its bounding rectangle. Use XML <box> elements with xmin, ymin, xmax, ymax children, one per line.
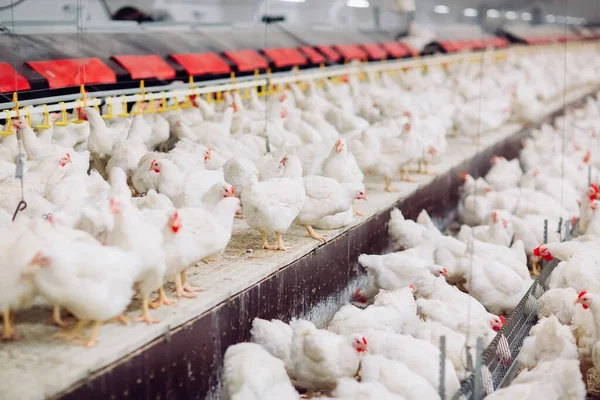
<box><xmin>433</xmin><ymin>5</ymin><xmax>450</xmax><ymax>14</ymax></box>
<box><xmin>487</xmin><ymin>9</ymin><xmax>500</xmax><ymax>18</ymax></box>
<box><xmin>521</xmin><ymin>12</ymin><xmax>532</xmax><ymax>21</ymax></box>
<box><xmin>505</xmin><ymin>11</ymin><xmax>517</xmax><ymax>20</ymax></box>
<box><xmin>346</xmin><ymin>0</ymin><xmax>370</xmax><ymax>8</ymax></box>
<box><xmin>546</xmin><ymin>14</ymin><xmax>556</xmax><ymax>23</ymax></box>
<box><xmin>463</xmin><ymin>8</ymin><xmax>478</xmax><ymax>17</ymax></box>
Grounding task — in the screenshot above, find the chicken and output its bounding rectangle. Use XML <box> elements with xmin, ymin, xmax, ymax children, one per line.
<box><xmin>223</xmin><ymin>157</ymin><xmax>258</xmax><ymax>198</ymax></box>
<box><xmin>29</xmin><ymin>240</ymin><xmax>142</xmax><ymax>346</ymax></box>
<box><xmin>484</xmin><ymin>360</ymin><xmax>585</xmax><ymax>400</ymax></box>
<box><xmin>329</xmin><ymin>378</ymin><xmax>404</xmax><ymax>400</ymax></box>
<box><xmin>80</xmin><ymin>107</ymin><xmax>129</xmax><ymax>158</ymax></box>
<box><xmin>537</xmin><ymin>287</ymin><xmax>578</xmax><ymax>325</ymax></box>
<box><xmin>222</xmin><ymin>342</ymin><xmax>299</xmax><ymax>400</ymax></box>
<box><xmin>358</xmin><ymin>252</ymin><xmax>447</xmax><ymax>292</ymax></box>
<box><xmin>0</xmin><ymin>227</ymin><xmax>38</xmax><ymax>339</ymax></box>
<box><xmin>453</xmin><ymin>256</ymin><xmax>532</xmax><ymax>315</ymax></box>
<box><xmin>242</xmin><ymin>154</ymin><xmax>306</xmax><ymax>251</ymax></box>
<box><xmin>105</xmin><ymin>169</ymin><xmax>166</xmax><ymax>323</ymax></box>
<box><xmin>321</xmin><ymin>138</ymin><xmax>364</xmax><ymax>186</ymax></box>
<box><xmin>360</xmin><ymin>354</ymin><xmax>440</xmax><ymax>400</ymax></box>
<box><xmin>289</xmin><ymin>319</ymin><xmax>367</xmax><ymax>392</ymax></box>
<box><xmin>574</xmin><ymin>291</ymin><xmax>600</xmax><ymax>384</ymax></box>
<box><xmin>162</xmin><ymin>198</ymin><xmax>239</xmax><ymax>298</ymax></box>
<box><xmin>518</xmin><ymin>316</ymin><xmax>578</xmax><ymax>369</ymax></box>
<box><xmin>250</xmin><ymin>318</ymin><xmax>294</xmax><ymax>376</ymax></box>
<box><xmin>295</xmin><ymin>176</ymin><xmax>366</xmax><ymax>242</ymax></box>
<box><xmin>366</xmin><ymin>330</ymin><xmax>460</xmax><ymax>399</ymax></box>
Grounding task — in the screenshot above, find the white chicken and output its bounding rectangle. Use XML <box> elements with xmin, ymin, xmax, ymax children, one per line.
<box><xmin>289</xmin><ymin>319</ymin><xmax>367</xmax><ymax>392</ymax></box>
<box><xmin>242</xmin><ymin>154</ymin><xmax>305</xmax><ymax>251</ymax></box>
<box><xmin>222</xmin><ymin>342</ymin><xmax>299</xmax><ymax>400</ymax></box>
<box><xmin>518</xmin><ymin>316</ymin><xmax>578</xmax><ymax>369</ymax></box>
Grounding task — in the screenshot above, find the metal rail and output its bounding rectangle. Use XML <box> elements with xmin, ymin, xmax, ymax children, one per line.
<box><xmin>0</xmin><ymin>40</ymin><xmax>596</xmax><ymax>120</ymax></box>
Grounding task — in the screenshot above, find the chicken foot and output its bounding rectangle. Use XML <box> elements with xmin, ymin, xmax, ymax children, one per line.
<box><xmin>275</xmin><ymin>232</ymin><xmax>288</xmax><ymax>251</ymax></box>
<box><xmin>305</xmin><ymin>225</ymin><xmax>326</xmax><ymax>243</ymax></box>
<box><xmin>55</xmin><ymin>319</ymin><xmax>88</xmax><ymax>342</ymax></box>
<box><xmin>112</xmin><ymin>314</ymin><xmax>130</xmax><ymax>326</ymax></box>
<box><xmin>418</xmin><ymin>160</ymin><xmax>436</xmax><ymax>175</ymax></box>
<box><xmin>400</xmin><ymin>167</ymin><xmax>416</xmax><ymax>182</ymax></box>
<box><xmin>150</xmin><ymin>287</ymin><xmax>176</xmax><ymax>308</ymax></box>
<box><xmin>174</xmin><ymin>274</ymin><xmax>197</xmax><ymax>299</ymax></box>
<box><xmin>84</xmin><ymin>321</ymin><xmax>103</xmax><ymax>347</ymax></box>
<box><xmin>1</xmin><ymin>308</ymin><xmax>15</xmax><ymax>341</ymax></box>
<box><xmin>260</xmin><ymin>231</ymin><xmax>278</xmax><ymax>250</ymax></box>
<box><xmin>136</xmin><ymin>298</ymin><xmax>160</xmax><ymax>324</ymax></box>
<box><xmin>384</xmin><ymin>177</ymin><xmax>398</xmax><ymax>192</ymax></box>
<box><xmin>181</xmin><ymin>272</ymin><xmax>203</xmax><ymax>292</ymax></box>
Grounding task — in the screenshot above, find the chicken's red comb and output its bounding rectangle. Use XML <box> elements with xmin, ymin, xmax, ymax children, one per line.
<box><xmin>592</xmin><ymin>184</ymin><xmax>600</xmax><ymax>193</ymax></box>
<box><xmin>532</xmin><ymin>246</ymin><xmax>541</xmax><ymax>257</ymax></box>
<box><xmin>361</xmin><ymin>337</ymin><xmax>368</xmax><ymax>345</ymax></box>
<box><xmin>461</xmin><ymin>172</ymin><xmax>469</xmax><ymax>182</ymax></box>
<box><xmin>499</xmin><ymin>316</ymin><xmax>505</xmax><ymax>324</ymax></box>
<box><xmin>584</xmin><ymin>151</ymin><xmax>591</xmax><ymax>164</ymax></box>
<box><xmin>578</xmin><ymin>290</ymin><xmax>588</xmax><ymax>299</ymax></box>
<box><xmin>409</xmin><ymin>284</ymin><xmax>414</xmax><ymax>292</ymax></box>
<box><xmin>231</xmin><ymin>186</ymin><xmax>235</xmax><ymax>195</ymax></box>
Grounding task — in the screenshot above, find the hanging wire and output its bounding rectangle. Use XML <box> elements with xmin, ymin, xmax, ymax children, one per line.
<box><xmin>9</xmin><ymin>0</ymin><xmax>27</xmax><ymax>221</ymax></box>
<box><xmin>263</xmin><ymin>0</ymin><xmax>270</xmax><ymax>153</ymax></box>
<box><xmin>463</xmin><ymin>17</ymin><xmax>488</xmax><ymax>374</ymax></box>
<box><xmin>559</xmin><ymin>0</ymin><xmax>569</xmax><ymax>224</ymax></box>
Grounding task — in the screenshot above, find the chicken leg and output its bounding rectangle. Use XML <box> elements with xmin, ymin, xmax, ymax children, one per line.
<box><xmin>112</xmin><ymin>314</ymin><xmax>130</xmax><ymax>326</ymax></box>
<box><xmin>400</xmin><ymin>167</ymin><xmax>416</xmax><ymax>182</ymax></box>
<box><xmin>384</xmin><ymin>177</ymin><xmax>398</xmax><ymax>192</ymax></box>
<box><xmin>260</xmin><ymin>231</ymin><xmax>278</xmax><ymax>250</ymax></box>
<box><xmin>136</xmin><ymin>298</ymin><xmax>160</xmax><ymax>324</ymax></box>
<box><xmin>181</xmin><ymin>272</ymin><xmax>203</xmax><ymax>293</ymax></box>
<box><xmin>275</xmin><ymin>232</ymin><xmax>288</xmax><ymax>251</ymax></box>
<box><xmin>55</xmin><ymin>319</ymin><xmax>88</xmax><ymax>342</ymax></box>
<box><xmin>174</xmin><ymin>274</ymin><xmax>197</xmax><ymax>299</ymax></box>
<box><xmin>1</xmin><ymin>308</ymin><xmax>15</xmax><ymax>341</ymax></box>
<box><xmin>85</xmin><ymin>321</ymin><xmax>103</xmax><ymax>347</ymax></box>
<box><xmin>51</xmin><ymin>304</ymin><xmax>69</xmax><ymax>328</ymax></box>
<box><xmin>305</xmin><ymin>225</ymin><xmax>326</xmax><ymax>243</ymax></box>
<box><xmin>352</xmin><ymin>202</ymin><xmax>363</xmax><ymax>217</ymax></box>
<box><xmin>150</xmin><ymin>287</ymin><xmax>176</xmax><ymax>308</ymax></box>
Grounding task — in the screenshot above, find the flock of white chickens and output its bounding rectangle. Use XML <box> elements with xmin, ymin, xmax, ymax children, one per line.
<box><xmin>0</xmin><ymin>44</ymin><xmax>599</xmax><ymax>399</ymax></box>
<box><xmin>220</xmin><ymin>58</ymin><xmax>600</xmax><ymax>399</ymax></box>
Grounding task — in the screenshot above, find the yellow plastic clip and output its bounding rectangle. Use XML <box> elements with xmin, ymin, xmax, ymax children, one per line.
<box><xmin>117</xmin><ymin>95</ymin><xmax>129</xmax><ymax>117</ymax></box>
<box><xmin>54</xmin><ymin>102</ymin><xmax>69</xmax><ymax>126</ymax></box>
<box><xmin>0</xmin><ymin>111</ymin><xmax>13</xmax><ymax>136</ymax></box>
<box><xmin>266</xmin><ymin>68</ymin><xmax>274</xmax><ymax>95</ymax></box>
<box><xmin>145</xmin><ymin>97</ymin><xmax>156</xmax><ymax>114</ymax></box>
<box><xmin>80</xmin><ymin>84</ymin><xmax>87</xmax><ymax>107</ymax></box>
<box><xmin>102</xmin><ymin>97</ymin><xmax>115</xmax><ymax>120</ymax></box>
<box><xmin>215</xmin><ymin>91</ymin><xmax>222</xmax><ymax>103</ymax></box>
<box><xmin>24</xmin><ymin>107</ymin><xmax>31</xmax><ymax>127</ymax></box>
<box><xmin>230</xmin><ymin>71</ymin><xmax>240</xmax><ymax>94</ymax></box>
<box><xmin>169</xmin><ymin>95</ymin><xmax>181</xmax><ymax>110</ymax></box>
<box><xmin>206</xmin><ymin>92</ymin><xmax>214</xmax><ymax>104</ymax></box>
<box><xmin>36</xmin><ymin>104</ymin><xmax>51</xmax><ymax>130</ymax></box>
<box><xmin>158</xmin><ymin>92</ymin><xmax>167</xmax><ymax>113</ymax></box>
<box><xmin>242</xmin><ymin>87</ymin><xmax>250</xmax><ymax>99</ymax></box>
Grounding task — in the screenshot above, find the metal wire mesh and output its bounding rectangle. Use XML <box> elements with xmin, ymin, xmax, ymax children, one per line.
<box><xmin>451</xmin><ymin>258</ymin><xmax>560</xmax><ymax>400</ymax></box>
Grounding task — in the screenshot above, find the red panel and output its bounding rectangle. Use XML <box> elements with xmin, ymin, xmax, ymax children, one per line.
<box><xmin>170</xmin><ymin>53</ymin><xmax>230</xmax><ymax>76</ymax></box>
<box><xmin>299</xmin><ymin>46</ymin><xmax>326</xmax><ymax>64</ymax></box>
<box><xmin>223</xmin><ymin>49</ymin><xmax>268</xmax><ymax>72</ymax></box>
<box><xmin>438</xmin><ymin>41</ymin><xmax>459</xmax><ymax>52</ymax></box>
<box><xmin>26</xmin><ymin>58</ymin><xmax>116</xmax><ymax>89</ymax></box>
<box><xmin>334</xmin><ymin>44</ymin><xmax>368</xmax><ymax>61</ymax></box>
<box><xmin>112</xmin><ymin>55</ymin><xmax>176</xmax><ymax>80</ymax></box>
<box><xmin>0</xmin><ymin>63</ymin><xmax>30</xmax><ymax>93</ymax></box>
<box><xmin>316</xmin><ymin>45</ymin><xmax>342</xmax><ymax>62</ymax></box>
<box><xmin>361</xmin><ymin>43</ymin><xmax>388</xmax><ymax>60</ymax></box>
<box><xmin>263</xmin><ymin>47</ymin><xmax>308</xmax><ymax>68</ymax></box>
<box><xmin>380</xmin><ymin>42</ymin><xmax>411</xmax><ymax>58</ymax></box>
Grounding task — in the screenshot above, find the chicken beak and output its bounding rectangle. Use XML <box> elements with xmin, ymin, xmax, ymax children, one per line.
<box><xmin>441</xmin><ymin>268</ymin><xmax>448</xmax><ymax>277</ymax></box>
<box><xmin>336</xmin><ymin>140</ymin><xmax>343</xmax><ymax>153</ymax></box>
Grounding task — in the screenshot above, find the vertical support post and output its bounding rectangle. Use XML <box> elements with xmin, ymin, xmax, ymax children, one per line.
<box><xmin>473</xmin><ymin>337</ymin><xmax>484</xmax><ymax>400</ymax></box>
<box><xmin>543</xmin><ymin>219</ymin><xmax>548</xmax><ymax>244</ymax></box>
<box><xmin>557</xmin><ymin>217</ymin><xmax>562</xmax><ymax>234</ymax></box>
<box><xmin>564</xmin><ymin>219</ymin><xmax>571</xmax><ymax>241</ymax></box>
<box><xmin>439</xmin><ymin>335</ymin><xmax>446</xmax><ymax>400</ymax></box>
